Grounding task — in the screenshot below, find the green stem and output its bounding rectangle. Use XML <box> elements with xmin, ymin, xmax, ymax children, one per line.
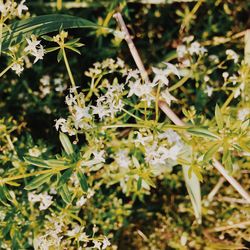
<box><xmin>62</xmin><ymin>48</ymin><xmax>81</xmax><ymax>105</ymax></box>
<box><xmin>169</xmin><ymin>74</ymin><xmax>190</xmax><ymax>92</ymax></box>
<box><xmin>101</xmin><ymin>124</ymin><xmax>151</xmax><ymax>129</ymax></box>
<box><xmin>155</xmin><ymin>82</ymin><xmax>162</xmax><ymax>122</ymax></box>
<box><xmin>0</xmin><ymin>61</ymin><xmax>15</xmax><ymax>78</ymax></box>
<box><xmin>2</xmin><ymin>166</ymin><xmax>69</xmax><ymax>184</ymax></box>
<box><xmin>221</xmin><ymin>90</ymin><xmax>236</xmax><ymax>112</ymax></box>
<box><xmin>121</xmin><ymin>108</ymin><xmax>144</xmax><ymax>121</ymax></box>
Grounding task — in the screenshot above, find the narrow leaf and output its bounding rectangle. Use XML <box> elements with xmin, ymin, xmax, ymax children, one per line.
<box><xmin>58</xmin><ymin>184</ymin><xmax>72</xmax><ymax>204</ymax></box>
<box><xmin>2</xmin><ymin>14</ymin><xmax>99</xmax><ymax>51</ymax></box>
<box><xmin>137</xmin><ymin>177</ymin><xmax>142</xmax><ymax>191</ymax></box>
<box><xmin>187</xmin><ymin>127</ymin><xmax>220</xmax><ymax>140</ymax></box>
<box><xmin>77</xmin><ymin>171</ymin><xmax>88</xmax><ymax>192</ymax></box>
<box><xmin>203</xmin><ymin>143</ymin><xmax>222</xmax><ymax>162</ymax></box>
<box><xmin>25</xmin><ymin>173</ymin><xmax>52</xmax><ymax>190</ymax></box>
<box><xmin>59</xmin><ymin>132</ymin><xmax>73</xmax><ymax>155</ymax></box>
<box><xmin>215</xmin><ymin>104</ymin><xmax>223</xmax><ymax>130</ymax></box>
<box><xmin>183</xmin><ymin>165</ymin><xmax>202</xmax><ymax>224</ymax></box>
<box><xmin>58</xmin><ymin>168</ymin><xmax>73</xmax><ymax>188</ymax></box>
<box><xmin>24</xmin><ymin>156</ymin><xmax>49</xmax><ymax>168</ymax></box>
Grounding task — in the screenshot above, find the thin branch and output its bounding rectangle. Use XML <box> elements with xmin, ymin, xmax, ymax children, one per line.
<box><xmin>207</xmin><ymin>221</ymin><xmax>250</xmax><ymax>233</ymax></box>
<box><xmin>113</xmin><ymin>12</ymin><xmax>250</xmax><ymax>203</ymax></box>
<box><xmin>207</xmin><ymin>177</ymin><xmax>225</xmax><ymax>202</ymax></box>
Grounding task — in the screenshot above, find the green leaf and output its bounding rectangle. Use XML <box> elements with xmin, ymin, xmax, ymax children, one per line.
<box><xmin>46</xmin><ymin>47</ymin><xmax>60</xmax><ymax>53</ymax></box>
<box><xmin>183</xmin><ymin>165</ymin><xmax>202</xmax><ymax>224</ymax></box>
<box><xmin>41</xmin><ymin>35</ymin><xmax>54</xmax><ymax>42</ymax></box>
<box><xmin>58</xmin><ymin>168</ymin><xmax>73</xmax><ymax>188</ymax></box>
<box><xmin>24</xmin><ymin>156</ymin><xmax>49</xmax><ymax>168</ymax></box>
<box><xmin>215</xmin><ymin>104</ymin><xmax>223</xmax><ymax>130</ymax></box>
<box><xmin>46</xmin><ymin>159</ymin><xmax>68</xmax><ymax>168</ymax></box>
<box><xmin>59</xmin><ymin>132</ymin><xmax>73</xmax><ymax>155</ymax></box>
<box><xmin>0</xmin><ymin>185</ymin><xmax>12</xmax><ymax>205</ymax></box>
<box><xmin>25</xmin><ymin>173</ymin><xmax>52</xmax><ymax>190</ymax></box>
<box><xmin>77</xmin><ymin>171</ymin><xmax>88</xmax><ymax>192</ymax></box>
<box><xmin>222</xmin><ymin>147</ymin><xmax>232</xmax><ymax>172</ymax></box>
<box><xmin>137</xmin><ymin>177</ymin><xmax>142</xmax><ymax>191</ymax></box>
<box><xmin>57</xmin><ymin>49</ymin><xmax>63</xmax><ymax>62</ymax></box>
<box><xmin>187</xmin><ymin>127</ymin><xmax>220</xmax><ymax>140</ymax></box>
<box><xmin>65</xmin><ymin>46</ymin><xmax>81</xmax><ymax>55</ymax></box>
<box><xmin>2</xmin><ymin>14</ymin><xmax>99</xmax><ymax>51</ymax></box>
<box><xmin>203</xmin><ymin>143</ymin><xmax>222</xmax><ymax>162</ymax></box>
<box><xmin>65</xmin><ymin>38</ymin><xmax>81</xmax><ymax>45</ymax></box>
<box><xmin>58</xmin><ymin>184</ymin><xmax>72</xmax><ymax>204</ymax></box>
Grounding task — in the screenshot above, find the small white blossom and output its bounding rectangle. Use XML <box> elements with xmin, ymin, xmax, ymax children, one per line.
<box><xmin>115</xmin><ymin>149</ymin><xmax>131</xmax><ymax>168</ymax></box>
<box><xmin>55</xmin><ymin>118</ymin><xmax>66</xmax><ymax>131</ymax></box>
<box><xmin>28</xmin><ymin>192</ymin><xmax>53</xmax><ymax>211</ymax></box>
<box><xmin>161</xmin><ymin>88</ymin><xmax>177</xmax><ymax>106</ymax></box>
<box><xmin>11</xmin><ymin>62</ymin><xmax>24</xmax><ymax>76</ymax></box>
<box><xmin>152</xmin><ymin>67</ymin><xmax>169</xmax><ymax>86</ymax></box>
<box><xmin>93</xmin><ymin>240</ymin><xmax>102</xmax><ymax>250</ymax></box>
<box><xmin>188</xmin><ymin>41</ymin><xmax>207</xmax><ymax>55</ymax></box>
<box><xmin>237</xmin><ymin>108</ymin><xmax>250</xmax><ymax>121</ymax></box>
<box><xmin>76</xmin><ymin>196</ymin><xmax>87</xmax><ymax>207</ymax></box>
<box><xmin>102</xmin><ymin>237</ymin><xmax>111</xmax><ymax>249</ymax></box>
<box><xmin>222</xmin><ymin>72</ymin><xmax>229</xmax><ymax>80</ymax></box>
<box><xmin>24</xmin><ymin>38</ymin><xmax>41</xmax><ymax>53</ymax></box>
<box><xmin>226</xmin><ymin>49</ymin><xmax>239</xmax><ymax>63</ymax></box>
<box><xmin>17</xmin><ymin>0</ymin><xmax>28</xmax><ymax>17</ymax></box>
<box><xmin>204</xmin><ymin>85</ymin><xmax>214</xmax><ymax>97</ymax></box>
<box><xmin>176</xmin><ymin>45</ymin><xmax>187</xmax><ymax>58</ymax></box>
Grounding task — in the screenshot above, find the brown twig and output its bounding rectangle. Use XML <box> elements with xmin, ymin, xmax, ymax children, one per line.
<box><xmin>113</xmin><ymin>12</ymin><xmax>250</xmax><ymax>203</ymax></box>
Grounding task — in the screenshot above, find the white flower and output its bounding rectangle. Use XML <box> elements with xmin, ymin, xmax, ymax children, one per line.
<box><xmin>226</xmin><ymin>49</ymin><xmax>239</xmax><ymax>63</ymax></box>
<box><xmin>158</xmin><ymin>129</ymin><xmax>181</xmax><ymax>144</ymax></box>
<box><xmin>66</xmin><ymin>93</ymin><xmax>77</xmax><ymax>106</ymax></box>
<box><xmin>182</xmin><ymin>59</ymin><xmax>191</xmax><ymax>67</ymax></box>
<box><xmin>152</xmin><ymin>63</ymin><xmax>180</xmax><ymax>86</ymax></box>
<box><xmin>163</xmin><ymin>62</ymin><xmax>180</xmax><ymax>79</ymax></box>
<box><xmin>152</xmin><ymin>67</ymin><xmax>169</xmax><ymax>86</ymax></box>
<box><xmin>161</xmin><ymin>88</ymin><xmax>177</xmax><ymax>106</ymax></box>
<box><xmin>222</xmin><ymin>72</ymin><xmax>229</xmax><ymax>80</ymax></box>
<box><xmin>188</xmin><ymin>41</ymin><xmax>207</xmax><ymax>55</ymax></box>
<box><xmin>24</xmin><ymin>38</ymin><xmax>41</xmax><ymax>53</ymax></box>
<box><xmin>134</xmin><ymin>132</ymin><xmax>153</xmax><ymax>146</ymax></box>
<box><xmin>92</xmin><ymin>150</ymin><xmax>105</xmax><ymax>163</ymax></box>
<box><xmin>76</xmin><ymin>196</ymin><xmax>87</xmax><ymax>207</ymax></box>
<box><xmin>102</xmin><ymin>237</ymin><xmax>111</xmax><ymax>249</ymax></box>
<box><xmin>204</xmin><ymin>76</ymin><xmax>210</xmax><ymax>82</ymax></box>
<box><xmin>176</xmin><ymin>45</ymin><xmax>187</xmax><ymax>58</ymax></box>
<box><xmin>33</xmin><ymin>45</ymin><xmax>45</xmax><ymax>63</ymax></box>
<box><xmin>28</xmin><ymin>192</ymin><xmax>53</xmax><ymax>211</ymax></box>
<box><xmin>39</xmin><ymin>193</ymin><xmax>53</xmax><ymax>210</ymax></box>
<box><xmin>237</xmin><ymin>108</ymin><xmax>250</xmax><ymax>121</ymax></box>
<box><xmin>28</xmin><ymin>146</ymin><xmax>42</xmax><ymax>157</ymax></box>
<box><xmin>24</xmin><ymin>37</ymin><xmax>44</xmax><ymax>63</ymax></box>
<box><xmin>234</xmin><ymin>83</ymin><xmax>244</xmax><ymax>98</ymax></box>
<box><xmin>92</xmin><ymin>103</ymin><xmax>109</xmax><ymax>120</ymax></box>
<box><xmin>17</xmin><ymin>0</ymin><xmax>28</xmax><ymax>17</ymax></box>
<box><xmin>55</xmin><ymin>118</ymin><xmax>66</xmax><ymax>131</ymax></box>
<box><xmin>93</xmin><ymin>240</ymin><xmax>102</xmax><ymax>250</ymax></box>
<box><xmin>204</xmin><ymin>85</ymin><xmax>213</xmax><ymax>97</ymax></box>
<box><xmin>11</xmin><ymin>62</ymin><xmax>24</xmax><ymax>76</ymax></box>
<box><xmin>115</xmin><ymin>149</ymin><xmax>131</xmax><ymax>168</ymax></box>
<box><xmin>125</xmin><ymin>69</ymin><xmax>140</xmax><ymax>83</ymax></box>
<box><xmin>54</xmin><ymin>78</ymin><xmax>67</xmax><ymax>92</ymax></box>
<box><xmin>67</xmin><ymin>225</ymin><xmax>81</xmax><ymax>237</ymax></box>
<box><xmin>75</xmin><ymin>106</ymin><xmax>92</xmax><ymax>121</ymax></box>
